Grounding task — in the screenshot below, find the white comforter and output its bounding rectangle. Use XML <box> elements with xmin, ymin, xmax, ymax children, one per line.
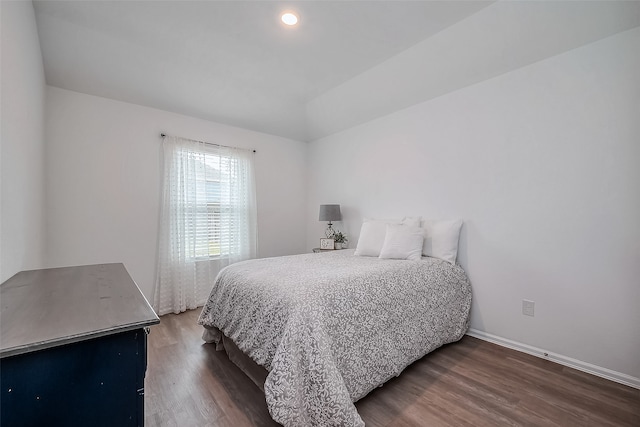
<box><xmin>198</xmin><ymin>249</ymin><xmax>472</xmax><ymax>426</ymax></box>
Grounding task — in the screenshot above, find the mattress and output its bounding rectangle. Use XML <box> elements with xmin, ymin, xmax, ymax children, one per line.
<box><xmin>198</xmin><ymin>249</ymin><xmax>472</xmax><ymax>426</ymax></box>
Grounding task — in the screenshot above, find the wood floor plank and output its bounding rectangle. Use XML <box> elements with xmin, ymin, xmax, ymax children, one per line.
<box><xmin>145</xmin><ymin>309</ymin><xmax>640</xmax><ymax>426</ymax></box>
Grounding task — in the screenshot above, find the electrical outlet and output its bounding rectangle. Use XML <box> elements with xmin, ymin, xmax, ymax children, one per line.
<box><xmin>522</xmin><ymin>300</ymin><xmax>535</xmax><ymax>317</ymax></box>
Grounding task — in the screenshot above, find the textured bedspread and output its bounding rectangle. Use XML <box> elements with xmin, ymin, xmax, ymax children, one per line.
<box><xmin>198</xmin><ymin>249</ymin><xmax>472</xmax><ymax>426</ymax></box>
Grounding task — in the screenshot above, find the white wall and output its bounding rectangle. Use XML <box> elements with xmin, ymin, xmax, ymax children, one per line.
<box><xmin>307</xmin><ymin>28</ymin><xmax>640</xmax><ymax>382</ymax></box>
<box><xmin>0</xmin><ymin>1</ymin><xmax>47</xmax><ymax>282</ymax></box>
<box><xmin>45</xmin><ymin>87</ymin><xmax>307</xmax><ymax>300</ymax></box>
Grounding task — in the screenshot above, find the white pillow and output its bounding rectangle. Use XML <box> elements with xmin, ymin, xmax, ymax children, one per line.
<box><xmin>379</xmin><ymin>225</ymin><xmax>424</xmax><ymax>260</ymax></box>
<box><xmin>354</xmin><ymin>217</ymin><xmax>420</xmax><ymax>257</ymax></box>
<box><xmin>421</xmin><ymin>219</ymin><xmax>463</xmax><ymax>264</ymax></box>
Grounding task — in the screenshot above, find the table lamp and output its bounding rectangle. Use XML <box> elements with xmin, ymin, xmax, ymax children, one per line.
<box><xmin>319</xmin><ymin>204</ymin><xmax>341</xmax><ymax>238</ymax></box>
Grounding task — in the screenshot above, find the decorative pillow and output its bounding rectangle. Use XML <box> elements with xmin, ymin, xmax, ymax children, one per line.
<box><xmin>379</xmin><ymin>225</ymin><xmax>424</xmax><ymax>260</ymax></box>
<box><xmin>421</xmin><ymin>219</ymin><xmax>463</xmax><ymax>264</ymax></box>
<box><xmin>354</xmin><ymin>217</ymin><xmax>420</xmax><ymax>257</ymax></box>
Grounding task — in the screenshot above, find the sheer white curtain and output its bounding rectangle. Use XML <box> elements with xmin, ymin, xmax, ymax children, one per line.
<box><xmin>154</xmin><ymin>135</ymin><xmax>257</xmax><ymax>315</ymax></box>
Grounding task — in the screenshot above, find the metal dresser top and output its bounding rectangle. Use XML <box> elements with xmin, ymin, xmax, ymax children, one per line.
<box><xmin>0</xmin><ymin>263</ymin><xmax>160</xmax><ymax>358</ymax></box>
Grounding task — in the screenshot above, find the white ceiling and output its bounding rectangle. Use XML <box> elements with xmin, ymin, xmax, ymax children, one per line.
<box><xmin>33</xmin><ymin>0</ymin><xmax>492</xmax><ymax>140</ymax></box>
<box><xmin>33</xmin><ymin>1</ymin><xmax>640</xmax><ymax>142</ymax></box>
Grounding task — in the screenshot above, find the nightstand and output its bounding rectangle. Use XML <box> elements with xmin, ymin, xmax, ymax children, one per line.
<box><xmin>313</xmin><ymin>248</ymin><xmax>334</xmax><ymax>253</ymax></box>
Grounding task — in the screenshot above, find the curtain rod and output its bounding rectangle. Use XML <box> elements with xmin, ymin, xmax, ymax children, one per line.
<box><xmin>161</xmin><ymin>133</ymin><xmax>256</xmax><ymax>153</ymax></box>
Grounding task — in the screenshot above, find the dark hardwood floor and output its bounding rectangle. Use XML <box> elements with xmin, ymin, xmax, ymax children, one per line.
<box><xmin>145</xmin><ymin>310</ymin><xmax>639</xmax><ymax>426</ymax></box>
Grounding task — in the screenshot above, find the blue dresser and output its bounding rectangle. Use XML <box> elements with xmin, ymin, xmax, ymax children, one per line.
<box><xmin>1</xmin><ymin>263</ymin><xmax>160</xmax><ymax>426</ymax></box>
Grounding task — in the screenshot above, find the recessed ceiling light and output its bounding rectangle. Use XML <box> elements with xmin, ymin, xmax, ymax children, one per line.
<box><xmin>281</xmin><ymin>12</ymin><xmax>299</xmax><ymax>26</ymax></box>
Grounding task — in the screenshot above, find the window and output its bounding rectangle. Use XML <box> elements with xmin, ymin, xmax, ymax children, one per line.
<box><xmin>188</xmin><ymin>152</ymin><xmax>239</xmax><ymax>259</ymax></box>
<box><xmin>155</xmin><ymin>135</ymin><xmax>256</xmax><ymax>315</ymax></box>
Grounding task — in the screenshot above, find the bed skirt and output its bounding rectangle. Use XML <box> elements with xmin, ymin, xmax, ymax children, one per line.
<box><xmin>203</xmin><ymin>325</ymin><xmax>268</xmax><ymax>391</ymax></box>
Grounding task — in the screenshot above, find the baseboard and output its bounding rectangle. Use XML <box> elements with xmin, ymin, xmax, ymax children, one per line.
<box><xmin>466</xmin><ymin>328</ymin><xmax>640</xmax><ymax>390</ymax></box>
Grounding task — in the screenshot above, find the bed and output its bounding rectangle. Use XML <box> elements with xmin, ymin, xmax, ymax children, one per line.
<box><xmin>197</xmin><ymin>248</ymin><xmax>472</xmax><ymax>426</ymax></box>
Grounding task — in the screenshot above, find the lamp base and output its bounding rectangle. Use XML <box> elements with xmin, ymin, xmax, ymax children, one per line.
<box><xmin>325</xmin><ymin>222</ymin><xmax>335</xmax><ymax>238</ymax></box>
